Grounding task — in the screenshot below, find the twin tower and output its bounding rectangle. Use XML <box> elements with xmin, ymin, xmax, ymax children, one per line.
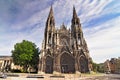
<box><xmin>38</xmin><ymin>6</ymin><xmax>92</xmax><ymax>74</ymax></box>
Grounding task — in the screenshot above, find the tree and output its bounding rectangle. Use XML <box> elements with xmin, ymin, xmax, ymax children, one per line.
<box><xmin>97</xmin><ymin>63</ymin><xmax>104</xmax><ymax>73</ymax></box>
<box><xmin>12</xmin><ymin>40</ymin><xmax>39</xmax><ymax>72</ymax></box>
<box><xmin>92</xmin><ymin>62</ymin><xmax>98</xmax><ymax>72</ymax></box>
<box><xmin>92</xmin><ymin>62</ymin><xmax>104</xmax><ymax>73</ymax></box>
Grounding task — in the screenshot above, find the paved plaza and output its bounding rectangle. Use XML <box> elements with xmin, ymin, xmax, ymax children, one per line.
<box><xmin>0</xmin><ymin>73</ymin><xmax>120</xmax><ymax>80</ymax></box>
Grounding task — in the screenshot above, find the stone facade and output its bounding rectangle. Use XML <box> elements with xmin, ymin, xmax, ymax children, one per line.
<box><xmin>0</xmin><ymin>56</ymin><xmax>23</xmax><ymax>72</ymax></box>
<box><xmin>38</xmin><ymin>6</ymin><xmax>92</xmax><ymax>74</ymax></box>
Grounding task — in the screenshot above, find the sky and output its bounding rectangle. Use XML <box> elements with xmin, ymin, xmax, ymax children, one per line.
<box><xmin>0</xmin><ymin>0</ymin><xmax>120</xmax><ymax>63</ymax></box>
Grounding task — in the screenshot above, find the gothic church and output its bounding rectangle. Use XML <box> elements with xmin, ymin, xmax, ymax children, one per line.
<box><xmin>38</xmin><ymin>6</ymin><xmax>92</xmax><ymax>74</ymax></box>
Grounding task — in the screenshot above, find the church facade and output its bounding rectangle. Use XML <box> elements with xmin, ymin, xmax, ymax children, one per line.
<box><xmin>38</xmin><ymin>6</ymin><xmax>92</xmax><ymax>74</ymax></box>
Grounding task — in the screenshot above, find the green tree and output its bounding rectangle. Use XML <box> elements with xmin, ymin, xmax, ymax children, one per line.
<box><xmin>97</xmin><ymin>63</ymin><xmax>104</xmax><ymax>73</ymax></box>
<box><xmin>12</xmin><ymin>40</ymin><xmax>39</xmax><ymax>72</ymax></box>
<box><xmin>92</xmin><ymin>62</ymin><xmax>98</xmax><ymax>72</ymax></box>
<box><xmin>92</xmin><ymin>62</ymin><xmax>104</xmax><ymax>73</ymax></box>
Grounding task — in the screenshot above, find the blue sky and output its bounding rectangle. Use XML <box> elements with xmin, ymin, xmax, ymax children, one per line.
<box><xmin>0</xmin><ymin>0</ymin><xmax>120</xmax><ymax>63</ymax></box>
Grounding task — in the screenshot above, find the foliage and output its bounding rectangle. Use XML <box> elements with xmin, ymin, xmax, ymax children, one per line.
<box><xmin>92</xmin><ymin>62</ymin><xmax>104</xmax><ymax>73</ymax></box>
<box><xmin>12</xmin><ymin>40</ymin><xmax>39</xmax><ymax>72</ymax></box>
<box><xmin>97</xmin><ymin>63</ymin><xmax>104</xmax><ymax>73</ymax></box>
<box><xmin>92</xmin><ymin>62</ymin><xmax>98</xmax><ymax>72</ymax></box>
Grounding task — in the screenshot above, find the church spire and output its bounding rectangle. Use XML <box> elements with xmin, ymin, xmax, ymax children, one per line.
<box><xmin>46</xmin><ymin>5</ymin><xmax>55</xmax><ymax>28</ymax></box>
<box><xmin>44</xmin><ymin>6</ymin><xmax>55</xmax><ymax>49</ymax></box>
<box><xmin>48</xmin><ymin>5</ymin><xmax>54</xmax><ymax>18</ymax></box>
<box><xmin>71</xmin><ymin>6</ymin><xmax>80</xmax><ymax>24</ymax></box>
<box><xmin>71</xmin><ymin>6</ymin><xmax>84</xmax><ymax>47</ymax></box>
<box><xmin>73</xmin><ymin>6</ymin><xmax>78</xmax><ymax>18</ymax></box>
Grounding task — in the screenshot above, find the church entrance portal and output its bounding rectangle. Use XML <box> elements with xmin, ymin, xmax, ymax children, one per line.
<box><xmin>45</xmin><ymin>56</ymin><xmax>53</xmax><ymax>73</ymax></box>
<box><xmin>79</xmin><ymin>56</ymin><xmax>89</xmax><ymax>73</ymax></box>
<box><xmin>60</xmin><ymin>52</ymin><xmax>75</xmax><ymax>73</ymax></box>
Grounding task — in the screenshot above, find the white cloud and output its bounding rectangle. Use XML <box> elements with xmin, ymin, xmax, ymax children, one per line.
<box><xmin>79</xmin><ymin>0</ymin><xmax>113</xmax><ymax>23</ymax></box>
<box><xmin>84</xmin><ymin>16</ymin><xmax>120</xmax><ymax>63</ymax></box>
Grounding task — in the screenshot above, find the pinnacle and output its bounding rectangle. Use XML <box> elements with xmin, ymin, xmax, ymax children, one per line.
<box><xmin>61</xmin><ymin>22</ymin><xmax>66</xmax><ymax>30</ymax></box>
<box><xmin>73</xmin><ymin>6</ymin><xmax>78</xmax><ymax>18</ymax></box>
<box><xmin>48</xmin><ymin>5</ymin><xmax>54</xmax><ymax>17</ymax></box>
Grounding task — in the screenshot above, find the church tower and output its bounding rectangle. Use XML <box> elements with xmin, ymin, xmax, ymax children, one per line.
<box><xmin>71</xmin><ymin>6</ymin><xmax>91</xmax><ymax>73</ymax></box>
<box><xmin>71</xmin><ymin>6</ymin><xmax>84</xmax><ymax>49</ymax></box>
<box><xmin>44</xmin><ymin>6</ymin><xmax>55</xmax><ymax>49</ymax></box>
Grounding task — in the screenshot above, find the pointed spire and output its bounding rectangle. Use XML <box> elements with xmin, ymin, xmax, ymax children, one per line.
<box><xmin>73</xmin><ymin>6</ymin><xmax>78</xmax><ymax>18</ymax></box>
<box><xmin>48</xmin><ymin>5</ymin><xmax>54</xmax><ymax>17</ymax></box>
<box><xmin>46</xmin><ymin>5</ymin><xmax>55</xmax><ymax>27</ymax></box>
<box><xmin>62</xmin><ymin>22</ymin><xmax>65</xmax><ymax>26</ymax></box>
<box><xmin>61</xmin><ymin>22</ymin><xmax>66</xmax><ymax>30</ymax></box>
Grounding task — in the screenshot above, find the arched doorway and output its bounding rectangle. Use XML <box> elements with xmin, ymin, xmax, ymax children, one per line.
<box><xmin>60</xmin><ymin>52</ymin><xmax>75</xmax><ymax>73</ymax></box>
<box><xmin>45</xmin><ymin>56</ymin><xmax>53</xmax><ymax>73</ymax></box>
<box><xmin>79</xmin><ymin>56</ymin><xmax>89</xmax><ymax>73</ymax></box>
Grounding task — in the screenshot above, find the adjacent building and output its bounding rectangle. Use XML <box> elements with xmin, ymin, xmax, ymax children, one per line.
<box><xmin>38</xmin><ymin>6</ymin><xmax>92</xmax><ymax>74</ymax></box>
<box><xmin>0</xmin><ymin>56</ymin><xmax>23</xmax><ymax>72</ymax></box>
<box><xmin>104</xmin><ymin>57</ymin><xmax>120</xmax><ymax>74</ymax></box>
<box><xmin>0</xmin><ymin>56</ymin><xmax>12</xmax><ymax>72</ymax></box>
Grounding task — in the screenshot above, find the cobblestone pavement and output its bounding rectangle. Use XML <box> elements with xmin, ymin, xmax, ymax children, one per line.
<box><xmin>0</xmin><ymin>74</ymin><xmax>120</xmax><ymax>80</ymax></box>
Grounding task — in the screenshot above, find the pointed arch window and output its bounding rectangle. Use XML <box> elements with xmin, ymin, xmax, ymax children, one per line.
<box><xmin>48</xmin><ymin>32</ymin><xmax>51</xmax><ymax>44</ymax></box>
<box><xmin>78</xmin><ymin>33</ymin><xmax>81</xmax><ymax>45</ymax></box>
